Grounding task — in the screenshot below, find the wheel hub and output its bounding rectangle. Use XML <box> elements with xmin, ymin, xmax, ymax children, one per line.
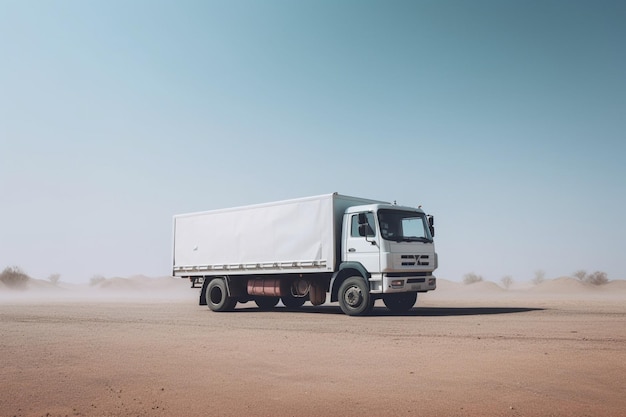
<box><xmin>210</xmin><ymin>287</ymin><xmax>223</xmax><ymax>305</ymax></box>
<box><xmin>344</xmin><ymin>286</ymin><xmax>363</xmax><ymax>307</ymax></box>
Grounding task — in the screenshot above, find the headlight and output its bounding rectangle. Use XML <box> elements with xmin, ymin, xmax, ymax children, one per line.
<box><xmin>391</xmin><ymin>280</ymin><xmax>404</xmax><ymax>288</ymax></box>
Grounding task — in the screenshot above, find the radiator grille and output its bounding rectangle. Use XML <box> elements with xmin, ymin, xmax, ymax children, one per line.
<box><xmin>399</xmin><ymin>254</ymin><xmax>430</xmax><ymax>266</ymax></box>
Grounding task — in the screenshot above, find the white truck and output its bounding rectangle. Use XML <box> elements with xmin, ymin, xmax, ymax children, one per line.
<box><xmin>172</xmin><ymin>193</ymin><xmax>437</xmax><ymax>316</ymax></box>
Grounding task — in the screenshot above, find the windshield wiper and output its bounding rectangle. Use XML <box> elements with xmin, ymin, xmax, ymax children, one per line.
<box><xmin>398</xmin><ymin>237</ymin><xmax>432</xmax><ymax>243</ymax></box>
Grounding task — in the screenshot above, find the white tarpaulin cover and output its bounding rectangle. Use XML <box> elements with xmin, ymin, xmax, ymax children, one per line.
<box><xmin>172</xmin><ymin>194</ymin><xmax>379</xmax><ymax>276</ymax></box>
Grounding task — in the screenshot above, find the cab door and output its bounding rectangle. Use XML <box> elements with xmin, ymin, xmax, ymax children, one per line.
<box><xmin>344</xmin><ymin>212</ymin><xmax>380</xmax><ymax>273</ymax></box>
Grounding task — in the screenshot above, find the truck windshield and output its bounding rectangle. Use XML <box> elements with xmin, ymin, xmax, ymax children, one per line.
<box><xmin>377</xmin><ymin>209</ymin><xmax>433</xmax><ymax>242</ymax></box>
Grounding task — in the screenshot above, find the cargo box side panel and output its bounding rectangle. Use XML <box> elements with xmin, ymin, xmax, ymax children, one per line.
<box><xmin>173</xmin><ymin>195</ymin><xmax>336</xmax><ymax>275</ymax></box>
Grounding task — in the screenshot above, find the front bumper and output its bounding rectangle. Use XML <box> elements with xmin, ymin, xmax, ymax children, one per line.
<box><xmin>382</xmin><ymin>274</ymin><xmax>436</xmax><ymax>293</ymax></box>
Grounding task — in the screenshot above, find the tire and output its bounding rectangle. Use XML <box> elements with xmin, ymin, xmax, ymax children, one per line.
<box><xmin>281</xmin><ymin>294</ymin><xmax>306</xmax><ymax>309</ymax></box>
<box><xmin>309</xmin><ymin>283</ymin><xmax>327</xmax><ymax>306</ymax></box>
<box><xmin>254</xmin><ymin>296</ymin><xmax>280</xmax><ymax>310</ymax></box>
<box><xmin>206</xmin><ymin>279</ymin><xmax>237</xmax><ymax>312</ymax></box>
<box><xmin>338</xmin><ymin>276</ymin><xmax>373</xmax><ymax>316</ymax></box>
<box><xmin>383</xmin><ymin>292</ymin><xmax>417</xmax><ymax>313</ymax></box>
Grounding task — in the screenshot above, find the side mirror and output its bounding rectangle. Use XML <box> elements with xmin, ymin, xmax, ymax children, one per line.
<box><xmin>427</xmin><ymin>215</ymin><xmax>435</xmax><ymax>238</ymax></box>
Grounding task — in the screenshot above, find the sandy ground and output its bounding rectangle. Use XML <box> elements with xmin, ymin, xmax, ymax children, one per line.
<box><xmin>1</xmin><ymin>277</ymin><xmax>626</xmax><ymax>417</ymax></box>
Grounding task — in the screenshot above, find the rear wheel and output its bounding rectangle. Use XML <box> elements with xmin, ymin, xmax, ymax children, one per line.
<box><xmin>338</xmin><ymin>277</ymin><xmax>373</xmax><ymax>316</ymax></box>
<box><xmin>281</xmin><ymin>294</ymin><xmax>306</xmax><ymax>309</ymax></box>
<box><xmin>206</xmin><ymin>279</ymin><xmax>237</xmax><ymax>312</ymax></box>
<box><xmin>254</xmin><ymin>296</ymin><xmax>280</xmax><ymax>310</ymax></box>
<box><xmin>383</xmin><ymin>292</ymin><xmax>417</xmax><ymax>313</ymax></box>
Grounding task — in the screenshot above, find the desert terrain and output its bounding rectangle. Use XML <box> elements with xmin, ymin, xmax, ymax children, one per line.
<box><xmin>1</xmin><ymin>277</ymin><xmax>625</xmax><ymax>417</ymax></box>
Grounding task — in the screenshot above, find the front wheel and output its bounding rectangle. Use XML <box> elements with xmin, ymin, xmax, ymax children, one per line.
<box><xmin>206</xmin><ymin>279</ymin><xmax>237</xmax><ymax>312</ymax></box>
<box><xmin>383</xmin><ymin>292</ymin><xmax>417</xmax><ymax>313</ymax></box>
<box><xmin>338</xmin><ymin>277</ymin><xmax>373</xmax><ymax>316</ymax></box>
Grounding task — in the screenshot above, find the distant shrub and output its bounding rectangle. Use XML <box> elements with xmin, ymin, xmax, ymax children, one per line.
<box><xmin>48</xmin><ymin>273</ymin><xmax>61</xmax><ymax>285</ymax></box>
<box><xmin>501</xmin><ymin>275</ymin><xmax>513</xmax><ymax>289</ymax></box>
<box><xmin>463</xmin><ymin>273</ymin><xmax>483</xmax><ymax>285</ymax></box>
<box><xmin>585</xmin><ymin>271</ymin><xmax>609</xmax><ymax>286</ymax></box>
<box><xmin>90</xmin><ymin>275</ymin><xmax>106</xmax><ymax>286</ymax></box>
<box><xmin>571</xmin><ymin>270</ymin><xmax>609</xmax><ymax>285</ymax></box>
<box><xmin>532</xmin><ymin>270</ymin><xmax>545</xmax><ymax>285</ymax></box>
<box><xmin>0</xmin><ymin>266</ymin><xmax>30</xmax><ymax>289</ymax></box>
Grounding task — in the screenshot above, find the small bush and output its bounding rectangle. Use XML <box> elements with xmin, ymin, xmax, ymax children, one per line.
<box><xmin>463</xmin><ymin>273</ymin><xmax>483</xmax><ymax>285</ymax></box>
<box><xmin>48</xmin><ymin>273</ymin><xmax>61</xmax><ymax>285</ymax></box>
<box><xmin>90</xmin><ymin>275</ymin><xmax>106</xmax><ymax>286</ymax></box>
<box><xmin>586</xmin><ymin>271</ymin><xmax>609</xmax><ymax>286</ymax></box>
<box><xmin>501</xmin><ymin>275</ymin><xmax>513</xmax><ymax>289</ymax></box>
<box><xmin>532</xmin><ymin>270</ymin><xmax>545</xmax><ymax>285</ymax></box>
<box><xmin>0</xmin><ymin>266</ymin><xmax>30</xmax><ymax>289</ymax></box>
<box><xmin>571</xmin><ymin>270</ymin><xmax>609</xmax><ymax>285</ymax></box>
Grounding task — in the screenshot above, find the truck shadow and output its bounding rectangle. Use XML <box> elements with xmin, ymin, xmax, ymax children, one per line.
<box><xmin>372</xmin><ymin>306</ymin><xmax>544</xmax><ymax>316</ymax></box>
<box><xmin>234</xmin><ymin>305</ymin><xmax>544</xmax><ymax>316</ymax></box>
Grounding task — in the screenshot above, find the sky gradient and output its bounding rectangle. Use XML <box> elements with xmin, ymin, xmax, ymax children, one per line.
<box><xmin>1</xmin><ymin>0</ymin><xmax>625</xmax><ymax>283</ymax></box>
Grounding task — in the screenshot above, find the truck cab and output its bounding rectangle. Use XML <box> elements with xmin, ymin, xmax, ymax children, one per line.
<box><xmin>341</xmin><ymin>203</ymin><xmax>437</xmax><ymax>299</ymax></box>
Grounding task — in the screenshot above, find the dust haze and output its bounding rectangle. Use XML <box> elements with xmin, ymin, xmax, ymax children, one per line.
<box><xmin>2</xmin><ymin>275</ymin><xmax>626</xmax><ymax>416</ymax></box>
<box><xmin>0</xmin><ymin>275</ymin><xmax>195</xmax><ymax>304</ymax></box>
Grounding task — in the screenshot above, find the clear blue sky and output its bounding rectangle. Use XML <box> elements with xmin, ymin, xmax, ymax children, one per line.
<box><xmin>1</xmin><ymin>0</ymin><xmax>625</xmax><ymax>283</ymax></box>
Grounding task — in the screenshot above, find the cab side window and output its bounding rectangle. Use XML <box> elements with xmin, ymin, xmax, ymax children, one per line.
<box><xmin>350</xmin><ymin>213</ymin><xmax>376</xmax><ymax>237</ymax></box>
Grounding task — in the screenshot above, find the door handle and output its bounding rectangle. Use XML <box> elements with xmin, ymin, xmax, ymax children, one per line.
<box><xmin>348</xmin><ymin>248</ymin><xmax>356</xmax><ymax>252</ymax></box>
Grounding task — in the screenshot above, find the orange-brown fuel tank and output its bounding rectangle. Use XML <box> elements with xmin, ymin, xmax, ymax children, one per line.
<box><xmin>247</xmin><ymin>278</ymin><xmax>284</xmax><ymax>297</ymax></box>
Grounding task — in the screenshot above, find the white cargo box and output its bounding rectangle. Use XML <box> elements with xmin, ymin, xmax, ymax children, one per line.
<box><xmin>172</xmin><ymin>193</ymin><xmax>383</xmax><ymax>277</ymax></box>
